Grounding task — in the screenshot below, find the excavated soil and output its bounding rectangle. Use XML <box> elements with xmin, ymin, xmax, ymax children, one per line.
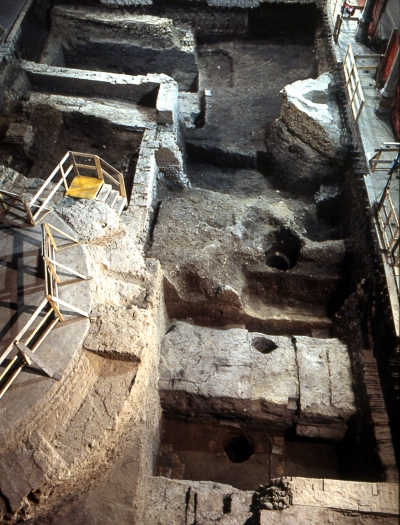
<box><xmin>187</xmin><ymin>36</ymin><xmax>316</xmax><ymax>162</ymax></box>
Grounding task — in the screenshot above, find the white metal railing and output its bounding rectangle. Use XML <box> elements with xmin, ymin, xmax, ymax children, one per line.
<box><xmin>343</xmin><ymin>44</ymin><xmax>365</xmax><ymax>123</ymax></box>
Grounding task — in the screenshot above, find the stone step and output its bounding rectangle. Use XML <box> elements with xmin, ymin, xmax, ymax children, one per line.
<box><xmin>106</xmin><ymin>189</ymin><xmax>119</xmax><ymax>208</ymax></box>
<box><xmin>113</xmin><ymin>195</ymin><xmax>127</xmax><ymax>215</ymax></box>
<box><xmin>96</xmin><ymin>183</ymin><xmax>112</xmax><ymax>202</ymax></box>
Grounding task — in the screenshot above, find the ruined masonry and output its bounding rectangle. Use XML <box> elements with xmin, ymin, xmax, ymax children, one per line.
<box><xmin>0</xmin><ymin>2</ymin><xmax>398</xmax><ymax>525</ymax></box>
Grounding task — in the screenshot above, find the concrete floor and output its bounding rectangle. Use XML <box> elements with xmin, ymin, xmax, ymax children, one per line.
<box><xmin>0</xmin><ymin>211</ymin><xmax>91</xmax><ymax>433</ymax></box>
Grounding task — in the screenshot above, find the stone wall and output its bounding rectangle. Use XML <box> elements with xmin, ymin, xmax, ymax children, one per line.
<box><xmin>40</xmin><ymin>7</ymin><xmax>198</xmax><ymax>91</ymax></box>
<box><xmin>100</xmin><ymin>0</ymin><xmax>316</xmax><ymax>6</ymax></box>
<box><xmin>140</xmin><ymin>476</ymin><xmax>399</xmax><ymax>524</ymax></box>
<box><xmin>21</xmin><ymin>61</ymin><xmax>161</xmax><ymax>103</ymax></box>
<box><xmin>160</xmin><ymin>322</ymin><xmax>356</xmax><ymax>440</ymax></box>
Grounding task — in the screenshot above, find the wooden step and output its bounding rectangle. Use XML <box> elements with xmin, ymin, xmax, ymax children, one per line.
<box><xmin>113</xmin><ymin>195</ymin><xmax>127</xmax><ymax>215</ymax></box>
<box><xmin>106</xmin><ymin>189</ymin><xmax>119</xmax><ymax>208</ymax></box>
<box><xmin>96</xmin><ymin>183</ymin><xmax>112</xmax><ymax>202</ymax></box>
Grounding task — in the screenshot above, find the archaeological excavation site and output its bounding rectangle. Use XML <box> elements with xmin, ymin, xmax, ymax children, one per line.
<box><xmin>0</xmin><ymin>0</ymin><xmax>399</xmax><ymax>523</ymax></box>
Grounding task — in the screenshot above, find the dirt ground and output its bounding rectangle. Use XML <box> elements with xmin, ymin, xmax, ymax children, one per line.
<box><xmin>187</xmin><ymin>36</ymin><xmax>316</xmax><ymax>161</ymax></box>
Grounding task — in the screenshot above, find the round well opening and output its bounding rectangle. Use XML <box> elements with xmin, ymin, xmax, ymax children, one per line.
<box><xmin>252</xmin><ymin>337</ymin><xmax>278</xmax><ymax>354</ymax></box>
<box><xmin>224</xmin><ymin>436</ymin><xmax>253</xmax><ymax>463</ymax></box>
<box><xmin>265</xmin><ymin>251</ymin><xmax>290</xmax><ymax>271</ymax></box>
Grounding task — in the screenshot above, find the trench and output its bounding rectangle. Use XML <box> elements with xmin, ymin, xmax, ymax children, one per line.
<box><xmin>0</xmin><ymin>0</ymin><xmax>391</xmax><ymax>516</ymax></box>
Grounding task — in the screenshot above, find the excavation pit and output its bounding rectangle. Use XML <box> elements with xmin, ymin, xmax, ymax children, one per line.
<box><xmin>0</xmin><ymin>0</ymin><xmax>398</xmax><ymax>521</ymax></box>
<box><xmin>157</xmin><ymin>418</ymin><xmax>353</xmax><ymax>490</ymax></box>
<box><xmin>0</xmin><ymin>101</ymin><xmax>145</xmax><ymax>204</ymax></box>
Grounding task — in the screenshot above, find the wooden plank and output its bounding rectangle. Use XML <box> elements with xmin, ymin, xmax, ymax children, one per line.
<box><xmin>117</xmin><ymin>172</ymin><xmax>127</xmax><ymax>198</ymax></box>
<box><xmin>0</xmin><ymin>317</ymin><xmax>59</xmax><ymax>400</ymax></box>
<box><xmin>24</xmin><ymin>308</ymin><xmax>54</xmax><ymax>346</ymax></box>
<box><xmin>29</xmin><ymin>151</ymin><xmax>69</xmax><ymax>206</ymax></box>
<box><xmin>30</xmin><ymin>318</ymin><xmax>59</xmax><ymax>353</ymax></box>
<box><xmin>100</xmin><ymin>158</ymin><xmax>121</xmax><ymax>175</ymax></box>
<box><xmin>0</xmin><ymin>354</ymin><xmax>19</xmax><ymax>383</ymax></box>
<box><xmin>65</xmin><ymin>175</ymin><xmax>103</xmax><ymax>200</ymax></box>
<box><xmin>44</xmin><ymin>258</ymin><xmax>61</xmax><ymax>284</ymax></box>
<box><xmin>16</xmin><ymin>342</ymin><xmax>62</xmax><ymax>380</ymax></box>
<box><xmin>0</xmin><ymin>366</ymin><xmax>22</xmax><ymax>400</ymax></box>
<box><xmin>32</xmin><ymin>177</ymin><xmax>64</xmax><ymax>221</ymax></box>
<box><xmin>44</xmin><ymin>223</ymin><xmax>59</xmax><ymax>251</ymax></box>
<box><xmin>45</xmin><ymin>257</ymin><xmax>88</xmax><ymax>281</ymax></box>
<box><xmin>94</xmin><ymin>155</ymin><xmax>103</xmax><ymax>180</ymax></box>
<box><xmin>47</xmin><ymin>295</ymin><xmax>64</xmax><ymax>321</ymax></box>
<box><xmin>101</xmin><ymin>168</ymin><xmax>119</xmax><ymax>186</ymax></box>
<box><xmin>23</xmin><ymin>199</ymin><xmax>36</xmax><ymax>226</ymax></box>
<box><xmin>71</xmin><ymin>152</ymin><xmax>95</xmax><ymax>158</ymax></box>
<box><xmin>75</xmin><ymin>164</ymin><xmax>97</xmax><ymax>171</ymax></box>
<box><xmin>0</xmin><ymin>297</ymin><xmax>48</xmax><ymax>367</ymax></box>
<box><xmin>69</xmin><ymin>151</ymin><xmax>79</xmax><ymax>178</ymax></box>
<box><xmin>334</xmin><ymin>14</ymin><xmax>342</xmax><ymax>43</ymax></box>
<box><xmin>51</xmin><ymin>297</ymin><xmax>99</xmax><ymax>317</ymax></box>
<box><xmin>59</xmin><ymin>163</ymin><xmax>67</xmax><ymax>190</ymax></box>
<box><xmin>355</xmin><ymin>94</ymin><xmax>364</xmax><ymax>123</ymax></box>
<box><xmin>45</xmin><ymin>223</ymin><xmax>80</xmax><ymax>246</ymax></box>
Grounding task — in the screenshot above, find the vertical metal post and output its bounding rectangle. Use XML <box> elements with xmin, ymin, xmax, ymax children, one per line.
<box><xmin>375</xmin><ymin>49</ymin><xmax>400</xmax><ymax>117</ymax></box>
<box><xmin>355</xmin><ymin>0</ymin><xmax>377</xmax><ymax>43</ymax></box>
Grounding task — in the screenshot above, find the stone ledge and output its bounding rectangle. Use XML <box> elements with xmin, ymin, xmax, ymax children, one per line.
<box><xmin>21</xmin><ymin>61</ymin><xmax>163</xmax><ymax>103</ymax></box>
<box><xmin>287</xmin><ymin>477</ymin><xmax>399</xmax><ymax>515</ymax></box>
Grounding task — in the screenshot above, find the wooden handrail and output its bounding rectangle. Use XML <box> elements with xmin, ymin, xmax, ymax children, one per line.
<box><xmin>376</xmin><ymin>189</ymin><xmax>400</xmax><ymax>283</ymax></box>
<box><xmin>1</xmin><ymin>151</ymin><xmax>127</xmax><ymax>227</ymax></box>
<box><xmin>29</xmin><ymin>151</ymin><xmax>71</xmax><ymax>206</ymax></box>
<box><xmin>343</xmin><ymin>45</ymin><xmax>365</xmax><ymax>123</ymax></box>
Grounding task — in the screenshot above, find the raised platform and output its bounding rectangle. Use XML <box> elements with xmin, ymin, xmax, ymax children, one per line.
<box><xmin>0</xmin><ymin>211</ymin><xmax>91</xmax><ymax>435</ymax></box>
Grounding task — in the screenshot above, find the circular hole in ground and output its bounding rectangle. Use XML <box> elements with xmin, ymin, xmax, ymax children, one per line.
<box><xmin>265</xmin><ymin>251</ymin><xmax>290</xmax><ymax>271</ymax></box>
<box><xmin>252</xmin><ymin>337</ymin><xmax>278</xmax><ymax>354</ymax></box>
<box><xmin>224</xmin><ymin>436</ymin><xmax>253</xmax><ymax>463</ymax></box>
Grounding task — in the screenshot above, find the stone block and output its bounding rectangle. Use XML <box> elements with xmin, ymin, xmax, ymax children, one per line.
<box><xmin>295</xmin><ymin>337</ymin><xmax>356</xmax><ymax>440</ymax></box>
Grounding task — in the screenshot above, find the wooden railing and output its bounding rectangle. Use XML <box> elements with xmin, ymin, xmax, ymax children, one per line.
<box><xmin>343</xmin><ymin>44</ymin><xmax>365</xmax><ymax>123</ymax></box>
<box><xmin>0</xmin><ymin>298</ymin><xmax>61</xmax><ymax>400</ymax></box>
<box><xmin>70</xmin><ymin>152</ymin><xmax>126</xmax><ymax>197</ymax></box>
<box><xmin>0</xmin><ymin>223</ymin><xmax>97</xmax><ymax>400</ymax></box>
<box><xmin>370</xmin><ymin>144</ymin><xmax>400</xmax><ymax>172</ymax></box>
<box><xmin>332</xmin><ymin>3</ymin><xmax>363</xmax><ymax>44</ymax></box>
<box><xmin>0</xmin><ymin>188</ymin><xmax>52</xmax><ymax>225</ymax></box>
<box><xmin>42</xmin><ymin>222</ymin><xmax>91</xmax><ymax>296</ymax></box>
<box><xmin>0</xmin><ymin>152</ymin><xmax>126</xmax><ymax>226</ymax></box>
<box><xmin>376</xmin><ymin>189</ymin><xmax>400</xmax><ymax>291</ymax></box>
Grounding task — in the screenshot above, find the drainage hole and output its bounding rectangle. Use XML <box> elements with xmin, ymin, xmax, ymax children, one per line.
<box><xmin>252</xmin><ymin>337</ymin><xmax>278</xmax><ymax>354</ymax></box>
<box><xmin>265</xmin><ymin>251</ymin><xmax>290</xmax><ymax>271</ymax></box>
<box><xmin>224</xmin><ymin>436</ymin><xmax>253</xmax><ymax>463</ymax></box>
